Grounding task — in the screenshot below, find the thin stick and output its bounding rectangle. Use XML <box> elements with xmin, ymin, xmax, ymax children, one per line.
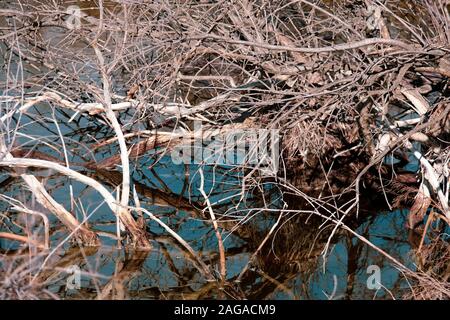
<box><xmin>0</xmin><ymin>232</ymin><xmax>46</xmax><ymax>250</ymax></box>
<box><xmin>237</xmin><ymin>211</ymin><xmax>284</xmax><ymax>282</ymax></box>
<box><xmin>188</xmin><ymin>35</ymin><xmax>415</xmax><ymax>53</ymax></box>
<box><xmin>198</xmin><ymin>167</ymin><xmax>227</xmax><ymax>281</ymax></box>
<box><xmin>418</xmin><ymin>210</ymin><xmax>435</xmax><ymax>253</ymax></box>
<box><xmin>137</xmin><ymin>206</ymin><xmax>214</xmax><ymax>281</ymax></box>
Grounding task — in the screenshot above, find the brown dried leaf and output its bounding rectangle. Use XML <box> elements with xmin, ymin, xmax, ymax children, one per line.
<box><xmin>308</xmin><ymin>72</ymin><xmax>324</xmax><ymax>85</ymax></box>
<box><xmin>407</xmin><ymin>184</ymin><xmax>431</xmax><ymax>229</ymax></box>
<box><xmin>401</xmin><ymin>88</ymin><xmax>430</xmax><ymax>115</ymax></box>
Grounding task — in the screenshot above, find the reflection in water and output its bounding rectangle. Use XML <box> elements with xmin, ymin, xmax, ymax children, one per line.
<box><xmin>0</xmin><ymin>142</ymin><xmax>421</xmax><ymax>299</ymax></box>
<box><xmin>0</xmin><ymin>210</ymin><xmax>419</xmax><ymax>300</ymax></box>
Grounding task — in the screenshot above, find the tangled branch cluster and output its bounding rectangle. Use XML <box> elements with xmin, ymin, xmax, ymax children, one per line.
<box><xmin>0</xmin><ymin>0</ymin><xmax>449</xmax><ymax>298</ymax></box>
